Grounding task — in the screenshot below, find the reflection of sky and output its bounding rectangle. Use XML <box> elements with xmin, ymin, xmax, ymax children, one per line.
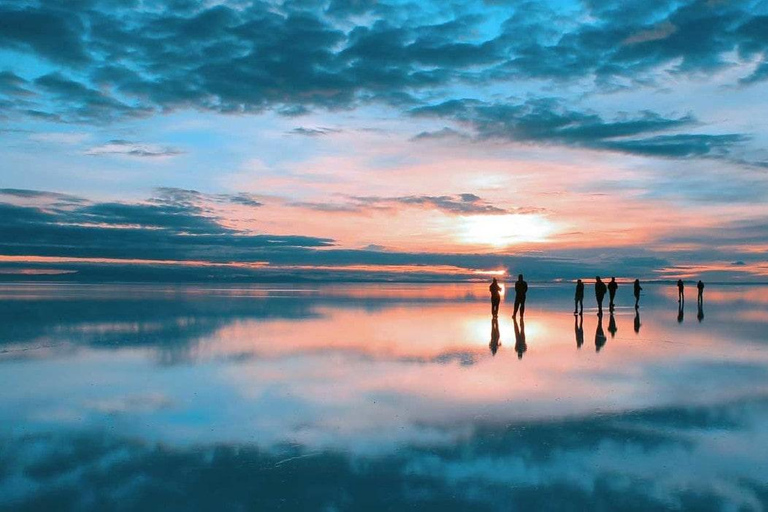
<box><xmin>1</xmin><ymin>283</ymin><xmax>768</xmax><ymax>509</ymax></box>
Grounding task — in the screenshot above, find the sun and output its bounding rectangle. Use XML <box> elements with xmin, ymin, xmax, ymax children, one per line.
<box><xmin>458</xmin><ymin>214</ymin><xmax>555</xmax><ymax>247</ymax></box>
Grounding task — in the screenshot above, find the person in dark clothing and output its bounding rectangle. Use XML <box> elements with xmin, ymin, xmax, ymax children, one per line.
<box><xmin>633</xmin><ymin>279</ymin><xmax>642</xmax><ymax>309</ymax></box>
<box><xmin>697</xmin><ymin>280</ymin><xmax>705</xmax><ymax>305</ymax></box>
<box><xmin>574</xmin><ymin>279</ymin><xmax>584</xmax><ymax>315</ymax></box>
<box><xmin>513</xmin><ymin>274</ymin><xmax>528</xmax><ymax>318</ymax></box>
<box><xmin>513</xmin><ymin>316</ymin><xmax>527</xmax><ymax>359</ymax></box>
<box><xmin>489</xmin><ymin>278</ymin><xmax>502</xmax><ymax>317</ymax></box>
<box><xmin>677</xmin><ymin>279</ymin><xmax>685</xmax><ymax>303</ymax></box>
<box><xmin>489</xmin><ymin>316</ymin><xmax>500</xmax><ymax>355</ymax></box>
<box><xmin>595</xmin><ymin>276</ymin><xmax>607</xmax><ymax>316</ymax></box>
<box><xmin>608</xmin><ymin>277</ymin><xmax>618</xmax><ymax>311</ymax></box>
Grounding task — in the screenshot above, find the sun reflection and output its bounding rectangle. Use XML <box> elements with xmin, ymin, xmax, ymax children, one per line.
<box><xmin>458</xmin><ymin>214</ymin><xmax>555</xmax><ymax>247</ymax></box>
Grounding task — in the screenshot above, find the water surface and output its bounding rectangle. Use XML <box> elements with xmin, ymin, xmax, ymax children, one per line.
<box><xmin>1</xmin><ymin>282</ymin><xmax>767</xmax><ymax>510</ymax></box>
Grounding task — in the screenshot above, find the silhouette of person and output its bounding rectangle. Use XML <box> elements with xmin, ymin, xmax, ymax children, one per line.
<box><xmin>490</xmin><ymin>316</ymin><xmax>500</xmax><ymax>355</ymax></box>
<box><xmin>633</xmin><ymin>279</ymin><xmax>642</xmax><ymax>309</ymax></box>
<box><xmin>574</xmin><ymin>313</ymin><xmax>584</xmax><ymax>349</ymax></box>
<box><xmin>594</xmin><ymin>276</ymin><xmax>607</xmax><ymax>316</ymax></box>
<box><xmin>697</xmin><ymin>301</ymin><xmax>704</xmax><ymax>323</ymax></box>
<box><xmin>512</xmin><ymin>274</ymin><xmax>528</xmax><ymax>318</ymax></box>
<box><xmin>697</xmin><ymin>280</ymin><xmax>705</xmax><ymax>305</ymax></box>
<box><xmin>608</xmin><ymin>311</ymin><xmax>617</xmax><ymax>338</ymax></box>
<box><xmin>513</xmin><ymin>316</ymin><xmax>527</xmax><ymax>359</ymax></box>
<box><xmin>677</xmin><ymin>300</ymin><xmax>684</xmax><ymax>323</ymax></box>
<box><xmin>595</xmin><ymin>314</ymin><xmax>607</xmax><ymax>352</ymax></box>
<box><xmin>574</xmin><ymin>279</ymin><xmax>584</xmax><ymax>315</ymax></box>
<box><xmin>677</xmin><ymin>279</ymin><xmax>685</xmax><ymax>303</ymax></box>
<box><xmin>489</xmin><ymin>278</ymin><xmax>502</xmax><ymax>317</ymax></box>
<box><xmin>608</xmin><ymin>277</ymin><xmax>618</xmax><ymax>311</ymax></box>
<box><xmin>634</xmin><ymin>308</ymin><xmax>641</xmax><ymax>334</ymax></box>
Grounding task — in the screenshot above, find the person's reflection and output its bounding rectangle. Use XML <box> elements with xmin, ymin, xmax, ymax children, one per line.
<box><xmin>677</xmin><ymin>300</ymin><xmax>684</xmax><ymax>323</ymax></box>
<box><xmin>513</xmin><ymin>316</ymin><xmax>527</xmax><ymax>359</ymax></box>
<box><xmin>608</xmin><ymin>311</ymin><xmax>617</xmax><ymax>338</ymax></box>
<box><xmin>697</xmin><ymin>302</ymin><xmax>704</xmax><ymax>323</ymax></box>
<box><xmin>595</xmin><ymin>314</ymin><xmax>607</xmax><ymax>352</ymax></box>
<box><xmin>574</xmin><ymin>313</ymin><xmax>584</xmax><ymax>349</ymax></box>
<box><xmin>634</xmin><ymin>308</ymin><xmax>641</xmax><ymax>334</ymax></box>
<box><xmin>489</xmin><ymin>316</ymin><xmax>501</xmax><ymax>355</ymax></box>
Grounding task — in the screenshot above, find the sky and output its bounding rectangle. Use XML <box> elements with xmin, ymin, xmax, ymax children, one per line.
<box><xmin>1</xmin><ymin>0</ymin><xmax>768</xmax><ymax>282</ymax></box>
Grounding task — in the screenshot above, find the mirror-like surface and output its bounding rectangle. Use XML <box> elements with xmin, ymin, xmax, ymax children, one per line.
<box><xmin>1</xmin><ymin>283</ymin><xmax>767</xmax><ymax>511</ymax></box>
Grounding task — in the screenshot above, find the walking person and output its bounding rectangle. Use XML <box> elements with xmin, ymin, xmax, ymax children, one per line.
<box><xmin>608</xmin><ymin>277</ymin><xmax>618</xmax><ymax>311</ymax></box>
<box><xmin>574</xmin><ymin>279</ymin><xmax>584</xmax><ymax>315</ymax></box>
<box><xmin>633</xmin><ymin>279</ymin><xmax>642</xmax><ymax>309</ymax></box>
<box><xmin>595</xmin><ymin>276</ymin><xmax>607</xmax><ymax>316</ymax></box>
<box><xmin>697</xmin><ymin>280</ymin><xmax>705</xmax><ymax>305</ymax></box>
<box><xmin>677</xmin><ymin>279</ymin><xmax>685</xmax><ymax>303</ymax></box>
<box><xmin>512</xmin><ymin>274</ymin><xmax>528</xmax><ymax>318</ymax></box>
<box><xmin>489</xmin><ymin>278</ymin><xmax>502</xmax><ymax>317</ymax></box>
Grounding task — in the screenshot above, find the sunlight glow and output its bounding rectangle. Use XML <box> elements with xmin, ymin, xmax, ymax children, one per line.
<box><xmin>458</xmin><ymin>214</ymin><xmax>556</xmax><ymax>247</ymax></box>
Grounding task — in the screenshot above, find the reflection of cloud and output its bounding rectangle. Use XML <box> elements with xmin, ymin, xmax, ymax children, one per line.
<box><xmin>85</xmin><ymin>393</ymin><xmax>174</xmax><ymax>414</ymax></box>
<box><xmin>2</xmin><ymin>397</ymin><xmax>768</xmax><ymax>510</ymax></box>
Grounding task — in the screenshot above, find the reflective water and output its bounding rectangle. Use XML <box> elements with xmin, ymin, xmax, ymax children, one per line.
<box><xmin>1</xmin><ymin>283</ymin><xmax>767</xmax><ymax>511</ymax></box>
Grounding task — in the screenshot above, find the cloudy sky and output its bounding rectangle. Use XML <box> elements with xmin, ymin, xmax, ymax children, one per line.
<box><xmin>1</xmin><ymin>0</ymin><xmax>768</xmax><ymax>281</ymax></box>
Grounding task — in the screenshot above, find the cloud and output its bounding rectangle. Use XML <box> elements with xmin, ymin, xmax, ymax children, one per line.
<box><xmin>0</xmin><ymin>0</ymin><xmax>762</xmax><ymax>121</ymax></box>
<box><xmin>356</xmin><ymin>194</ymin><xmax>510</xmax><ymax>215</ymax></box>
<box><xmin>411</xmin><ymin>98</ymin><xmax>760</xmax><ymax>163</ymax></box>
<box><xmin>0</xmin><ymin>70</ymin><xmax>33</xmax><ymax>97</ymax></box>
<box><xmin>0</xmin><ymin>188</ymin><xmax>85</xmax><ymax>204</ymax></box>
<box><xmin>0</xmin><ymin>4</ymin><xmax>90</xmax><ymax>65</ymax></box>
<box><xmin>289</xmin><ymin>127</ymin><xmax>343</xmax><ymax>137</ymax></box>
<box><xmin>0</xmin><ymin>0</ymin><xmax>764</xmax><ymax>167</ymax></box>
<box><xmin>84</xmin><ymin>139</ymin><xmax>184</xmax><ymax>158</ymax></box>
<box><xmin>0</xmin><ymin>189</ymin><xmax>332</xmax><ymax>264</ymax></box>
<box><xmin>292</xmin><ymin>193</ymin><xmax>514</xmax><ymax>215</ymax></box>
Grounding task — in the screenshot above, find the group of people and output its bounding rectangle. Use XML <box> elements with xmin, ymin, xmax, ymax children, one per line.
<box><xmin>489</xmin><ymin>276</ymin><xmax>707</xmax><ymax>318</ymax></box>
<box><xmin>577</xmin><ymin>276</ymin><xmax>642</xmax><ymax>316</ymax></box>
<box><xmin>488</xmin><ymin>276</ymin><xmax>708</xmax><ymax>357</ymax></box>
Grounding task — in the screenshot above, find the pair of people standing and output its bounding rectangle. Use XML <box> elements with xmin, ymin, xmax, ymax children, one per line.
<box><xmin>677</xmin><ymin>279</ymin><xmax>705</xmax><ymax>303</ymax></box>
<box><xmin>489</xmin><ymin>275</ymin><xmax>528</xmax><ymax>318</ymax></box>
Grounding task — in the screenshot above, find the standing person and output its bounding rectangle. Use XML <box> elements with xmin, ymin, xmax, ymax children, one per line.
<box><xmin>489</xmin><ymin>278</ymin><xmax>502</xmax><ymax>317</ymax></box>
<box><xmin>697</xmin><ymin>280</ymin><xmax>705</xmax><ymax>304</ymax></box>
<box><xmin>595</xmin><ymin>276</ymin><xmax>607</xmax><ymax>316</ymax></box>
<box><xmin>677</xmin><ymin>279</ymin><xmax>685</xmax><ymax>303</ymax></box>
<box><xmin>574</xmin><ymin>279</ymin><xmax>584</xmax><ymax>315</ymax></box>
<box><xmin>633</xmin><ymin>279</ymin><xmax>642</xmax><ymax>309</ymax></box>
<box><xmin>608</xmin><ymin>277</ymin><xmax>618</xmax><ymax>311</ymax></box>
<box><xmin>512</xmin><ymin>274</ymin><xmax>528</xmax><ymax>318</ymax></box>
